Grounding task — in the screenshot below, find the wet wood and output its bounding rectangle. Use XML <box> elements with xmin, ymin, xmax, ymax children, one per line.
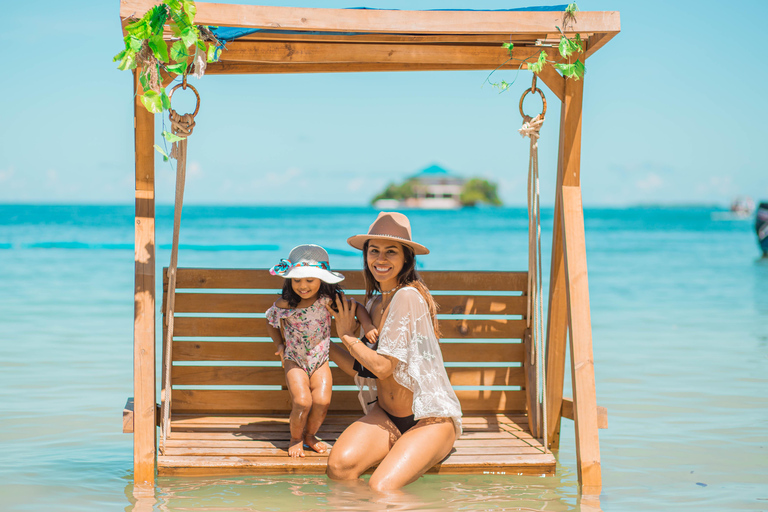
<box><xmin>562</xmin><ymin>185</ymin><xmax>601</xmax><ymax>494</ymax></box>
<box><xmin>133</xmin><ymin>67</ymin><xmax>156</xmax><ymax>487</ymax></box>
<box><xmin>156</xmin><ymin>413</ymin><xmax>554</xmax><ymax>475</ymax></box>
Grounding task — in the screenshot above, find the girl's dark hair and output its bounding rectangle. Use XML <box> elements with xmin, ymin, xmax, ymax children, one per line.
<box><xmin>362</xmin><ymin>240</ymin><xmax>440</xmax><ymax>337</ymax></box>
<box><xmin>281</xmin><ymin>279</ymin><xmax>343</xmax><ymax>308</ymax></box>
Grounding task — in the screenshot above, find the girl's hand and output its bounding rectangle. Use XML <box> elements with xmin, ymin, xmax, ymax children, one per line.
<box><xmin>275</xmin><ymin>343</ymin><xmax>285</xmax><ymax>364</ymax></box>
<box><xmin>326</xmin><ymin>292</ymin><xmax>357</xmax><ymax>339</ymax></box>
<box><xmin>364</xmin><ymin>328</ymin><xmax>379</xmax><ymax>343</ymax></box>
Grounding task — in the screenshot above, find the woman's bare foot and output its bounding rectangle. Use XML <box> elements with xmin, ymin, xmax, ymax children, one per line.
<box><xmin>288</xmin><ymin>437</ymin><xmax>305</xmax><ymax>458</ymax></box>
<box><xmin>304</xmin><ymin>434</ymin><xmax>330</xmax><ymax>454</ymax></box>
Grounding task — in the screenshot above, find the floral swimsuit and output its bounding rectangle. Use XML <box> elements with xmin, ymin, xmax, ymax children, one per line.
<box><xmin>266</xmin><ymin>295</ymin><xmax>332</xmax><ymax>376</ymax></box>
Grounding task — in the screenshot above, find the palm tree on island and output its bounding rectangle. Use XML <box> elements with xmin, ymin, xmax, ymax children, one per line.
<box><xmin>371</xmin><ymin>164</ymin><xmax>501</xmax><ymax>209</ymax></box>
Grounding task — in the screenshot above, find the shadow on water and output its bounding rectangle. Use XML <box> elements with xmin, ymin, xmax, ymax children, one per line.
<box><xmin>124</xmin><ymin>470</ymin><xmax>601</xmax><ymax>512</ymax></box>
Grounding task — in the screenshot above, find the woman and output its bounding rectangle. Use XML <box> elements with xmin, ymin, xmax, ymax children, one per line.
<box><xmin>326</xmin><ymin>212</ymin><xmax>462</xmax><ymax>491</ymax></box>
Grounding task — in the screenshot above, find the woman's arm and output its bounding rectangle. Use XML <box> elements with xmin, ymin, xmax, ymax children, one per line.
<box><xmin>327</xmin><ymin>293</ymin><xmax>396</xmax><ymax>379</ymax></box>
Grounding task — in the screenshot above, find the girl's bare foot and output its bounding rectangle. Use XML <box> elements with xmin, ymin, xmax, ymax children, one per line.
<box><xmin>304</xmin><ymin>434</ymin><xmax>330</xmax><ymax>454</ymax></box>
<box><xmin>288</xmin><ymin>437</ymin><xmax>305</xmax><ymax>458</ymax></box>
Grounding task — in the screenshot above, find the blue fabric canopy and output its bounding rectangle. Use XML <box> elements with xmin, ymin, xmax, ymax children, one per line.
<box><xmin>211</xmin><ymin>5</ymin><xmax>568</xmax><ymax>43</ymax></box>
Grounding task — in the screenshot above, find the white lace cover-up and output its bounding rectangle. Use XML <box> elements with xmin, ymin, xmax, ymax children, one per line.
<box><xmin>376</xmin><ymin>286</ymin><xmax>463</xmax><ymax>439</ymax></box>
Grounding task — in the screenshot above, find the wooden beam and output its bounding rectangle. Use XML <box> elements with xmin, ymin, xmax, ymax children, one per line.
<box><xmin>562</xmin><ymin>185</ymin><xmax>602</xmax><ymax>494</ymax></box>
<box><xmin>206</xmin><ymin>61</ymin><xmax>532</xmax><ymax>75</ymax></box>
<box><xmin>585</xmin><ymin>31</ymin><xmax>619</xmax><ymax>59</ymax></box>
<box><xmin>120</xmin><ymin>0</ymin><xmax>621</xmax><ymax>35</ymax></box>
<box><xmin>561</xmin><ymin>77</ymin><xmax>584</xmax><ymax>187</ymax></box>
<box><xmin>133</xmin><ymin>68</ymin><xmax>157</xmax><ymax>486</ymax></box>
<box><xmin>218</xmin><ymin>40</ymin><xmax>554</xmax><ymax>67</ymax></box>
<box><xmin>535</xmin><ymin>63</ymin><xmax>564</xmax><ymax>103</ymax></box>
<box><xmin>561</xmin><ymin>398</ymin><xmax>608</xmax><ymax>429</ymax></box>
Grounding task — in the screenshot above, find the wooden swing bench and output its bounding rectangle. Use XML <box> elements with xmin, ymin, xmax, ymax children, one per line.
<box><xmin>142</xmin><ymin>266</ymin><xmax>555</xmax><ymax>476</ymax></box>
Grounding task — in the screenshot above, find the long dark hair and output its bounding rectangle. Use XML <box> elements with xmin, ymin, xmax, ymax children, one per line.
<box><xmin>281</xmin><ymin>279</ymin><xmax>343</xmax><ymax>308</ymax></box>
<box><xmin>362</xmin><ymin>240</ymin><xmax>440</xmax><ymax>337</ymax></box>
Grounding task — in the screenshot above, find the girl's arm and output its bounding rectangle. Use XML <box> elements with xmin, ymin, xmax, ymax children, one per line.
<box><xmin>354</xmin><ymin>300</ymin><xmax>379</xmax><ymax>342</ymax></box>
<box><xmin>266</xmin><ymin>300</ymin><xmax>288</xmax><ymax>362</ymax></box>
<box><xmin>328</xmin><ymin>341</ymin><xmax>356</xmax><ymax>377</ymax></box>
<box><xmin>327</xmin><ymin>294</ymin><xmax>396</xmax><ymax>379</ymax></box>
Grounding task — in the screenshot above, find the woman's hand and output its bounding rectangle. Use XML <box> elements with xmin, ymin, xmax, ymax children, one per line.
<box><xmin>326</xmin><ymin>292</ymin><xmax>358</xmax><ymax>339</ymax></box>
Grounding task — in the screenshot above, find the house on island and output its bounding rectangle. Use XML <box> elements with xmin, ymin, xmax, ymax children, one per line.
<box><xmin>373</xmin><ymin>164</ymin><xmax>466</xmax><ymax>210</ymax></box>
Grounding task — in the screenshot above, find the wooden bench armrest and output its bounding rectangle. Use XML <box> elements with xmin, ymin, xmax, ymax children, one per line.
<box><xmin>123</xmin><ymin>397</ymin><xmax>161</xmax><ymax>433</ymax></box>
<box><xmin>561</xmin><ymin>398</ymin><xmax>608</xmax><ymax>429</ymax></box>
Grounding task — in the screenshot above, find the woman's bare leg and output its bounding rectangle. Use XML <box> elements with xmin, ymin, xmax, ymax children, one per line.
<box><xmin>368</xmin><ymin>418</ymin><xmax>455</xmax><ymax>492</ymax></box>
<box><xmin>327</xmin><ymin>404</ymin><xmax>395</xmax><ymax>480</ymax></box>
<box><xmin>284</xmin><ymin>360</ymin><xmax>312</xmax><ymax>458</ymax></box>
<box><xmin>303</xmin><ymin>362</ymin><xmax>332</xmax><ymax>453</ymax></box>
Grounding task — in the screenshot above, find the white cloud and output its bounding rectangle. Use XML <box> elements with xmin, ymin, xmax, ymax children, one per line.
<box><xmin>187</xmin><ymin>161</ymin><xmax>203</xmax><ymax>180</ymax></box>
<box><xmin>635</xmin><ymin>172</ymin><xmax>663</xmax><ymax>191</ymax></box>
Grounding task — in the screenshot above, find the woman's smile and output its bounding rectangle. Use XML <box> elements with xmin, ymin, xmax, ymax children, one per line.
<box><xmin>366</xmin><ymin>241</ymin><xmax>405</xmax><ymax>291</ymax></box>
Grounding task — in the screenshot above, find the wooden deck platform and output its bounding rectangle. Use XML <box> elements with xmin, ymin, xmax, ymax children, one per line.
<box><xmin>158</xmin><ymin>413</ymin><xmax>556</xmax><ymax>476</ymax></box>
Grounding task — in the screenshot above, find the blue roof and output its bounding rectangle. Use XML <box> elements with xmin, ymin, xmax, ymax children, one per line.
<box><xmin>413</xmin><ymin>164</ymin><xmax>460</xmax><ymax>178</ymax></box>
<box><xmin>211</xmin><ymin>5</ymin><xmax>568</xmax><ymax>42</ymax></box>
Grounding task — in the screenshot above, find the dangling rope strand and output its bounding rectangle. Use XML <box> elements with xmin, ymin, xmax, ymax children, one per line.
<box><xmin>519</xmin><ymin>76</ymin><xmax>548</xmax><ymax>452</ymax></box>
<box><xmin>160</xmin><ymin>82</ymin><xmax>200</xmax><ymax>453</ymax></box>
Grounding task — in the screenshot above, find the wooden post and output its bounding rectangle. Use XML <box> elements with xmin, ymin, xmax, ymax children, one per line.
<box><xmin>133</xmin><ymin>68</ymin><xmax>156</xmax><ymax>486</ymax></box>
<box><xmin>561</xmin><ymin>185</ymin><xmax>601</xmax><ymax>495</ymax></box>
<box><xmin>545</xmin><ymin>68</ymin><xmax>578</xmax><ymax>450</ymax></box>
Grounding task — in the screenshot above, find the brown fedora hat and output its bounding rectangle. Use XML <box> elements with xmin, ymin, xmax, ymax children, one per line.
<box><xmin>347</xmin><ymin>212</ymin><xmax>429</xmax><ymax>255</ymax></box>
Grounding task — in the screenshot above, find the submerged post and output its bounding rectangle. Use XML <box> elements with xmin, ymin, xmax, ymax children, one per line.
<box><xmin>133</xmin><ymin>68</ymin><xmax>157</xmax><ymax>486</ymax></box>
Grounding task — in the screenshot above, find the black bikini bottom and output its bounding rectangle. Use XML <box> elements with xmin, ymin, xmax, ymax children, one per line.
<box><xmin>383</xmin><ymin>407</ymin><xmax>418</xmax><ymax>435</ymax></box>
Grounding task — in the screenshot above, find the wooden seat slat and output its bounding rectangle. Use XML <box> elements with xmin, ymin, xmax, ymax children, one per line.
<box><xmin>157</xmin><ymin>413</ymin><xmax>554</xmax><ymax>476</ymax></box>
<box><xmin>171</xmin><ymin>365</ymin><xmax>526</xmax><ymax>387</ymax></box>
<box><xmin>172</xmin><ymin>340</ymin><xmax>525</xmax><ymax>363</ymax></box>
<box><xmin>173</xmin><ymin>317</ymin><xmax>527</xmax><ymax>339</ymax></box>
<box><xmin>169</xmin><ymin>268</ymin><xmax>528</xmax><ymax>292</ymax></box>
<box><xmin>173</xmin><ymin>292</ymin><xmax>526</xmax><ymax>316</ymax></box>
<box><xmin>171</xmin><ymin>389</ymin><xmax>527</xmax><ymax>414</ymax></box>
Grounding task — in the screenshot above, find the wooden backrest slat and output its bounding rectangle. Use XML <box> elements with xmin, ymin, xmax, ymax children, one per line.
<box><xmin>168</xmin><ymin>268</ymin><xmax>527</xmax><ymax>292</ymax></box>
<box><xmin>164</xmin><ymin>267</ymin><xmax>530</xmax><ymax>415</ymax></box>
<box><xmin>173</xmin><ymin>292</ymin><xmax>527</xmax><ymax>316</ymax></box>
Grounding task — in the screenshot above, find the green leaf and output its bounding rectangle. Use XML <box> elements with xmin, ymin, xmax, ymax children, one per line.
<box><xmin>148</xmin><ymin>5</ymin><xmax>168</xmax><ymax>35</ymax></box>
<box><xmin>566</xmin><ymin>2</ymin><xmax>578</xmax><ymax>14</ymax></box>
<box><xmin>529</xmin><ymin>50</ymin><xmax>547</xmax><ymax>74</ymax></box>
<box><xmin>195</xmin><ymin>39</ymin><xmax>206</xmax><ymax>51</ymax></box>
<box><xmin>161</xmin><ymin>90</ymin><xmax>172</xmax><ymax>111</ymax></box>
<box><xmin>169</xmin><ymin>21</ymin><xmax>182</xmax><ymax>37</ymax></box>
<box><xmin>117</xmin><ymin>50</ymin><xmax>137</xmax><ymax>71</ymax></box>
<box><xmin>153</xmin><ymin>144</ymin><xmax>170</xmax><ymax>162</ymax></box>
<box><xmin>141</xmin><ymin>90</ymin><xmax>164</xmax><ymax>113</ymax></box>
<box><xmin>559</xmin><ymin>36</ymin><xmax>572</xmax><ymax>58</ymax></box>
<box><xmin>182</xmin><ymin>0</ymin><xmax>197</xmax><ymax>23</ymax></box>
<box><xmin>162</xmin><ymin>130</ymin><xmax>185</xmax><ymax>143</ymax></box>
<box><xmin>125</xmin><ymin>19</ymin><xmax>150</xmax><ymax>39</ymax></box>
<box><xmin>180</xmin><ymin>26</ymin><xmax>198</xmax><ymax>47</ymax></box>
<box><xmin>170</xmin><ymin>40</ymin><xmax>190</xmax><ymax>62</ymax></box>
<box><xmin>126</xmin><ymin>34</ymin><xmax>143</xmax><ymax>52</ymax></box>
<box><xmin>501</xmin><ymin>42</ymin><xmax>514</xmax><ymax>57</ymax></box>
<box><xmin>554</xmin><ymin>59</ymin><xmax>585</xmax><ymax>80</ymax></box>
<box><xmin>139</xmin><ymin>71</ymin><xmax>150</xmax><ymax>92</ymax></box>
<box><xmin>206</xmin><ymin>43</ymin><xmax>220</xmax><ymax>63</ymax></box>
<box><xmin>166</xmin><ymin>61</ymin><xmax>187</xmax><ymax>75</ymax></box>
<box><xmin>113</xmin><ymin>49</ymin><xmax>127</xmax><ymax>63</ymax></box>
<box><xmin>148</xmin><ymin>34</ymin><xmax>169</xmax><ymax>63</ymax></box>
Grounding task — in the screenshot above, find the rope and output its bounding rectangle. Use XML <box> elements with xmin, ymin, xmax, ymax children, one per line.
<box><xmin>519</xmin><ymin>111</ymin><xmax>548</xmax><ymax>452</ymax></box>
<box><xmin>160</xmin><ymin>110</ymin><xmax>195</xmax><ymax>453</ymax></box>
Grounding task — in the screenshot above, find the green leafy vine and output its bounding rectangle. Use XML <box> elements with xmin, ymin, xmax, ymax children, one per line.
<box><xmin>486</xmin><ymin>2</ymin><xmax>585</xmax><ymax>93</ymax></box>
<box><xmin>113</xmin><ymin>0</ymin><xmax>220</xmax><ymax>115</ymax></box>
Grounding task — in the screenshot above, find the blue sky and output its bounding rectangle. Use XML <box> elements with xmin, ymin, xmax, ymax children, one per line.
<box><xmin>1</xmin><ymin>0</ymin><xmax>766</xmax><ymax>207</ymax></box>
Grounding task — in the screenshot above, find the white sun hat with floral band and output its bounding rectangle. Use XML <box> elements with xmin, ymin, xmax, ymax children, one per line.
<box><xmin>269</xmin><ymin>244</ymin><xmax>345</xmax><ymax>284</ymax></box>
<box><xmin>347</xmin><ymin>211</ymin><xmax>429</xmax><ymax>255</ymax></box>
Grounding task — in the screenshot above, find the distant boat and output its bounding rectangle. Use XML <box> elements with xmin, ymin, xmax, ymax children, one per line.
<box><xmin>711</xmin><ymin>196</ymin><xmax>756</xmax><ymax>221</ymax></box>
<box><xmin>756</xmin><ymin>202</ymin><xmax>768</xmax><ymax>257</ymax></box>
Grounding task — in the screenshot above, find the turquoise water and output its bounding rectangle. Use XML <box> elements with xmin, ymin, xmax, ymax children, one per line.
<box><xmin>1</xmin><ymin>205</ymin><xmax>766</xmax><ymax>511</ymax></box>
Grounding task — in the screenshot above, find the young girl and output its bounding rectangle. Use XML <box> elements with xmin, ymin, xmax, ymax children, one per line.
<box><xmin>266</xmin><ymin>244</ymin><xmax>378</xmax><ymax>458</ymax></box>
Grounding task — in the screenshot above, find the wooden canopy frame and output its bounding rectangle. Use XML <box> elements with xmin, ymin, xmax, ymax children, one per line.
<box><xmin>123</xmin><ymin>0</ymin><xmax>619</xmax><ymax>495</ymax></box>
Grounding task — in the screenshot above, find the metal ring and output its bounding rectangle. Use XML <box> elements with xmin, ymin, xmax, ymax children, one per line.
<box><xmin>519</xmin><ymin>87</ymin><xmax>547</xmax><ymax>119</ymax></box>
<box><xmin>168</xmin><ymin>82</ymin><xmax>201</xmax><ymax>118</ymax></box>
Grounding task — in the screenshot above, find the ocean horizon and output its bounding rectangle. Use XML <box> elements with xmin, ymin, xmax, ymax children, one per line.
<box><xmin>1</xmin><ymin>204</ymin><xmax>766</xmax><ymax>511</ymax></box>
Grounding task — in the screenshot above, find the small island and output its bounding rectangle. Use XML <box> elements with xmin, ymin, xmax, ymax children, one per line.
<box><xmin>371</xmin><ymin>164</ymin><xmax>502</xmax><ymax>209</ymax></box>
